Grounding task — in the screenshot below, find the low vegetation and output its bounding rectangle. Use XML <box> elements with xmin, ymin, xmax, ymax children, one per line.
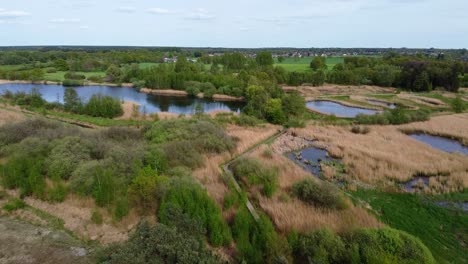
<box><xmin>230</xmin><ymin>157</ymin><xmax>279</xmax><ymax>197</ymax></box>
<box><xmin>292</xmin><ymin>178</ymin><xmax>348</xmax><ymax>209</ymax></box>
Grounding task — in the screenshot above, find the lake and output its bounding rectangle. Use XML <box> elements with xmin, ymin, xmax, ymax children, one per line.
<box><xmin>0</xmin><ymin>83</ymin><xmax>244</xmax><ymax>114</ymax></box>
<box><xmin>306</xmin><ymin>100</ymin><xmax>379</xmax><ymax>118</ymax></box>
<box><xmin>409</xmin><ymin>133</ymin><xmax>468</xmax><ymax>155</ymax></box>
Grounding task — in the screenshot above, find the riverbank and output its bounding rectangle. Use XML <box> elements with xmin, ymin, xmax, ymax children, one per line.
<box><xmin>0</xmin><ymin>79</ymin><xmax>133</xmax><ymax>87</ymax></box>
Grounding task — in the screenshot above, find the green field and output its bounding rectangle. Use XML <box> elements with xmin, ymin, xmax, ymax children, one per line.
<box><xmin>44</xmin><ymin>71</ymin><xmax>105</xmax><ymax>82</ymax></box>
<box><xmin>274</xmin><ymin>56</ymin><xmax>344</xmax><ymax>72</ymax></box>
<box><xmin>138</xmin><ymin>62</ymin><xmax>161</xmax><ymax>69</ymax></box>
<box><xmin>353</xmin><ymin>190</ymin><xmax>468</xmax><ymax>264</ymax></box>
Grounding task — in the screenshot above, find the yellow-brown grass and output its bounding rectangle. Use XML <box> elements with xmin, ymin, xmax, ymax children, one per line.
<box><xmin>291</xmin><ymin>122</ymin><xmax>468</xmax><ymax>193</ymax></box>
<box><xmin>0</xmin><ymin>108</ymin><xmax>26</xmax><ymax>126</ymax></box>
<box><xmin>259</xmin><ymin>197</ymin><xmax>383</xmax><ymax>233</ymax></box>
<box><xmin>399</xmin><ymin>113</ymin><xmax>468</xmax><ymax>144</ymax></box>
<box><xmin>282</xmin><ymin>84</ymin><xmax>395</xmax><ymax>97</ymax></box>
<box><xmin>397</xmin><ymin>93</ymin><xmax>447</xmax><ymax>107</ymax></box>
<box><xmin>23</xmin><ymin>194</ymin><xmax>143</xmax><ymax>244</ymax></box>
<box><xmin>192</xmin><ymin>124</ymin><xmax>280</xmax><ymax>206</ymax></box>
<box><xmin>246</xmin><ymin>145</ymin><xmax>382</xmax><ymax>233</ymax></box>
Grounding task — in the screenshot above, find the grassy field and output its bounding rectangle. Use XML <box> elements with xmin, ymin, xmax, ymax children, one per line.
<box><xmin>138</xmin><ymin>62</ymin><xmax>160</xmax><ymax>69</ymax></box>
<box><xmin>274</xmin><ymin>56</ymin><xmax>344</xmax><ymax>72</ymax></box>
<box><xmin>353</xmin><ymin>190</ymin><xmax>468</xmax><ymax>264</ymax></box>
<box><xmin>44</xmin><ymin>71</ymin><xmax>105</xmax><ymax>82</ymax></box>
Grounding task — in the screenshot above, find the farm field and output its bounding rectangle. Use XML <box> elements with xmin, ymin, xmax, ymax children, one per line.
<box><xmin>274</xmin><ymin>56</ymin><xmax>344</xmax><ymax>72</ymax></box>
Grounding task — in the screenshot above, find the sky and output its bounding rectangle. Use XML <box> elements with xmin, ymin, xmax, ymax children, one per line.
<box><xmin>0</xmin><ymin>0</ymin><xmax>467</xmax><ymax>48</ymax></box>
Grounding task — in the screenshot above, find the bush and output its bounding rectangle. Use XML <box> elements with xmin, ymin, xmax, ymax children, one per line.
<box><xmin>87</xmin><ymin>75</ymin><xmax>104</xmax><ymax>83</ymax></box>
<box><xmin>233</xmin><ymin>114</ymin><xmax>262</xmax><ymax>127</ymax></box>
<box><xmin>356</xmin><ymin>109</ymin><xmax>429</xmax><ymax>125</ymax></box>
<box><xmin>231</xmin><ymin>158</ymin><xmax>278</xmax><ymax>197</ymax></box>
<box><xmin>47</xmin><ymin>182</ymin><xmax>68</xmax><ymax>203</ymax></box>
<box><xmin>2</xmin><ymin>198</ymin><xmax>26</xmax><ymax>212</ymax></box>
<box><xmin>83</xmin><ymin>94</ymin><xmax>123</xmax><ymax>118</ymax></box>
<box><xmin>351</xmin><ymin>125</ymin><xmax>370</xmax><ymax>134</ymax></box>
<box><xmin>158</xmin><ymin>178</ymin><xmax>232</xmax><ymax>247</ymax></box>
<box><xmin>232</xmin><ymin>206</ymin><xmax>292</xmax><ymax>263</ymax></box>
<box><xmin>289</xmin><ymin>227</ymin><xmax>436</xmax><ymax>264</ymax></box>
<box><xmin>91</xmin><ymin>210</ymin><xmax>103</xmax><ymax>225</ymax></box>
<box><xmin>97</xmin><ymin>220</ymin><xmax>220</xmax><ymax>264</ymax></box>
<box><xmin>62</xmin><ymin>79</ymin><xmax>84</xmax><ymax>86</ymax></box>
<box><xmin>292</xmin><ymin>178</ymin><xmax>348</xmax><ymax>209</ymax></box>
<box><xmin>64</xmin><ymin>72</ymin><xmax>86</xmax><ymax>80</ymax></box>
<box><xmin>451</xmin><ymin>95</ymin><xmax>466</xmax><ymax>113</ymax></box>
<box><xmin>46</xmin><ymin>137</ymin><xmax>92</xmax><ymax>180</ymax></box>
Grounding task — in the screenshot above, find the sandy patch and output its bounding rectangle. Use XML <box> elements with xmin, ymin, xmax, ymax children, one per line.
<box><xmin>212</xmin><ymin>94</ymin><xmax>245</xmax><ymax>102</ymax></box>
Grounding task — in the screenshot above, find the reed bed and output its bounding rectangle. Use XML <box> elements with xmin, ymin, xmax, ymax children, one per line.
<box><xmin>399</xmin><ymin>113</ymin><xmax>468</xmax><ymax>144</ymax></box>
<box><xmin>292</xmin><ymin>121</ymin><xmax>468</xmax><ymax>192</ymax></box>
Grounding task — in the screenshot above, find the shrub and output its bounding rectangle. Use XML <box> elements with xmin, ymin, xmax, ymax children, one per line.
<box><xmin>47</xmin><ymin>182</ymin><xmax>68</xmax><ymax>203</ymax></box>
<box><xmin>97</xmin><ymin>220</ymin><xmax>220</xmax><ymax>264</ymax></box>
<box><xmin>232</xmin><ymin>206</ymin><xmax>292</xmax><ymax>263</ymax></box>
<box><xmin>62</xmin><ymin>79</ymin><xmax>84</xmax><ymax>86</ymax></box>
<box><xmin>351</xmin><ymin>125</ymin><xmax>370</xmax><ymax>134</ymax></box>
<box><xmin>83</xmin><ymin>94</ymin><xmax>123</xmax><ymax>118</ymax></box>
<box><xmin>92</xmin><ymin>167</ymin><xmax>117</xmax><ymax>207</ymax></box>
<box><xmin>2</xmin><ymin>198</ymin><xmax>26</xmax><ymax>212</ymax></box>
<box><xmin>292</xmin><ymin>178</ymin><xmax>348</xmax><ymax>209</ymax></box>
<box><xmin>231</xmin><ymin>158</ymin><xmax>278</xmax><ymax>197</ymax></box>
<box><xmin>128</xmin><ymin>166</ymin><xmax>168</xmax><ymax>212</ymax></box>
<box><xmin>233</xmin><ymin>114</ymin><xmax>262</xmax><ymax>127</ymax></box>
<box><xmin>289</xmin><ymin>227</ymin><xmax>436</xmax><ymax>264</ymax></box>
<box><xmin>91</xmin><ymin>210</ymin><xmax>103</xmax><ymax>225</ymax></box>
<box><xmin>87</xmin><ymin>75</ymin><xmax>104</xmax><ymax>83</ymax></box>
<box><xmin>64</xmin><ymin>72</ymin><xmax>86</xmax><ymax>80</ymax></box>
<box><xmin>158</xmin><ymin>177</ymin><xmax>232</xmax><ymax>247</ymax></box>
<box><xmin>451</xmin><ymin>95</ymin><xmax>466</xmax><ymax>113</ymax></box>
<box><xmin>46</xmin><ymin>137</ymin><xmax>91</xmax><ymax>180</ymax></box>
<box><xmin>114</xmin><ymin>197</ymin><xmax>129</xmax><ymax>221</ymax></box>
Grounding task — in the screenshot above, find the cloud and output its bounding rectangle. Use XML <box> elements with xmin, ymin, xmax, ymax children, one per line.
<box><xmin>50</xmin><ymin>18</ymin><xmax>81</xmax><ymax>24</ymax></box>
<box><xmin>0</xmin><ymin>9</ymin><xmax>30</xmax><ymax>19</ymax></box>
<box><xmin>184</xmin><ymin>8</ymin><xmax>215</xmax><ymax>21</ymax></box>
<box><xmin>147</xmin><ymin>8</ymin><xmax>173</xmax><ymax>14</ymax></box>
<box><xmin>79</xmin><ymin>25</ymin><xmax>90</xmax><ymax>29</ymax></box>
<box><xmin>116</xmin><ymin>6</ymin><xmax>136</xmax><ymax>13</ymax></box>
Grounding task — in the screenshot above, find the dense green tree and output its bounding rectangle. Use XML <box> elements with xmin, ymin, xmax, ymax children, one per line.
<box><xmin>256</xmin><ymin>52</ymin><xmax>274</xmax><ymax>67</ymax></box>
<box><xmin>310</xmin><ymin>57</ymin><xmax>327</xmax><ymax>70</ymax></box>
<box><xmin>63</xmin><ymin>87</ymin><xmax>82</xmax><ymax>113</ymax></box>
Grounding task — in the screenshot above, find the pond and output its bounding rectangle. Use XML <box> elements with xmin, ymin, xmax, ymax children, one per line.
<box><xmin>306</xmin><ymin>100</ymin><xmax>379</xmax><ymax>118</ymax></box>
<box><xmin>0</xmin><ymin>83</ymin><xmax>244</xmax><ymax>114</ymax></box>
<box><xmin>287</xmin><ymin>147</ymin><xmax>340</xmax><ymax>177</ymax></box>
<box><xmin>367</xmin><ymin>99</ymin><xmax>396</xmax><ymax>109</ymax></box>
<box><xmin>409</xmin><ymin>133</ymin><xmax>468</xmax><ymax>155</ymax></box>
<box><xmin>403</xmin><ymin>176</ymin><xmax>430</xmax><ymax>193</ymax></box>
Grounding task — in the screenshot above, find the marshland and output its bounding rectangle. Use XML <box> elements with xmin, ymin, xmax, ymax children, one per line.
<box><xmin>0</xmin><ymin>46</ymin><xmax>467</xmax><ymax>264</ymax></box>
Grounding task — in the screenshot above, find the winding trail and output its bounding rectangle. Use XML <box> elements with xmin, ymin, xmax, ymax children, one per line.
<box><xmin>221</xmin><ymin>129</ymin><xmax>287</xmax><ymax>222</ymax></box>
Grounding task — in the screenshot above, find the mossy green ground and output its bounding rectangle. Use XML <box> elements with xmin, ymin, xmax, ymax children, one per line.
<box><xmin>352</xmin><ymin>189</ymin><xmax>468</xmax><ymax>264</ymax></box>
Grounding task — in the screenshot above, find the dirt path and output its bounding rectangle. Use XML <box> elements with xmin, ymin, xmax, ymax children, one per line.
<box><xmin>0</xmin><ymin>217</ymin><xmax>91</xmax><ymax>264</ymax></box>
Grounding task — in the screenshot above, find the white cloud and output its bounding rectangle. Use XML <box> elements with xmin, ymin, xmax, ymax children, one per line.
<box><xmin>50</xmin><ymin>18</ymin><xmax>81</xmax><ymax>24</ymax></box>
<box><xmin>147</xmin><ymin>8</ymin><xmax>172</xmax><ymax>14</ymax></box>
<box><xmin>116</xmin><ymin>6</ymin><xmax>136</xmax><ymax>13</ymax></box>
<box><xmin>185</xmin><ymin>8</ymin><xmax>215</xmax><ymax>21</ymax></box>
<box><xmin>0</xmin><ymin>9</ymin><xmax>30</xmax><ymax>19</ymax></box>
<box><xmin>79</xmin><ymin>25</ymin><xmax>90</xmax><ymax>29</ymax></box>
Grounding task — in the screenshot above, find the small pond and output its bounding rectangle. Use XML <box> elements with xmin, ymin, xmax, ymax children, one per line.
<box><xmin>409</xmin><ymin>133</ymin><xmax>468</xmax><ymax>155</ymax></box>
<box><xmin>434</xmin><ymin>201</ymin><xmax>468</xmax><ymax>212</ymax></box>
<box><xmin>367</xmin><ymin>99</ymin><xmax>396</xmax><ymax>109</ymax></box>
<box><xmin>403</xmin><ymin>177</ymin><xmax>430</xmax><ymax>193</ymax></box>
<box><xmin>306</xmin><ymin>100</ymin><xmax>379</xmax><ymax>118</ymax></box>
<box><xmin>287</xmin><ymin>147</ymin><xmax>340</xmax><ymax>177</ymax></box>
<box><xmin>0</xmin><ymin>83</ymin><xmax>244</xmax><ymax>114</ymax></box>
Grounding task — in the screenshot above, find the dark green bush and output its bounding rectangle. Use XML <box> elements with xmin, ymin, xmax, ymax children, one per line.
<box><xmin>47</xmin><ymin>182</ymin><xmax>68</xmax><ymax>203</ymax></box>
<box><xmin>292</xmin><ymin>178</ymin><xmax>348</xmax><ymax>209</ymax></box>
<box><xmin>158</xmin><ymin>178</ymin><xmax>231</xmax><ymax>247</ymax></box>
<box><xmin>62</xmin><ymin>79</ymin><xmax>84</xmax><ymax>86</ymax></box>
<box><xmin>97</xmin><ymin>220</ymin><xmax>220</xmax><ymax>264</ymax></box>
<box><xmin>356</xmin><ymin>108</ymin><xmax>430</xmax><ymax>125</ymax></box>
<box><xmin>2</xmin><ymin>198</ymin><xmax>26</xmax><ymax>212</ymax></box>
<box><xmin>231</xmin><ymin>158</ymin><xmax>278</xmax><ymax>197</ymax></box>
<box><xmin>64</xmin><ymin>72</ymin><xmax>86</xmax><ymax>80</ymax></box>
<box><xmin>232</xmin><ymin>206</ymin><xmax>292</xmax><ymax>263</ymax></box>
<box><xmin>289</xmin><ymin>227</ymin><xmax>436</xmax><ymax>264</ymax></box>
<box><xmin>83</xmin><ymin>94</ymin><xmax>123</xmax><ymax>118</ymax></box>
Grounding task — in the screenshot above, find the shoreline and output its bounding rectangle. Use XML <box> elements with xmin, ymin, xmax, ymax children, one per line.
<box><xmin>0</xmin><ymin>80</ymin><xmax>245</xmax><ymax>102</ymax></box>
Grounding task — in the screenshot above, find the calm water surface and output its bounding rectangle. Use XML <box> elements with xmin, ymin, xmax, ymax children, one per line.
<box><xmin>0</xmin><ymin>83</ymin><xmax>243</xmax><ymax>114</ymax></box>
<box><xmin>409</xmin><ymin>133</ymin><xmax>468</xmax><ymax>155</ymax></box>
<box><xmin>306</xmin><ymin>100</ymin><xmax>379</xmax><ymax>118</ymax></box>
